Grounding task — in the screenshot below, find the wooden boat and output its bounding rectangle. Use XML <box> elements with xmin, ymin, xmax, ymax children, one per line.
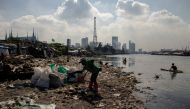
<box><xmin>160</xmin><ymin>68</ymin><xmax>183</xmax><ymax>73</ymax></box>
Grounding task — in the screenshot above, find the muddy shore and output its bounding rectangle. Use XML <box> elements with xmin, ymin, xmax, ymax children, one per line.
<box><xmin>0</xmin><ymin>56</ymin><xmax>144</xmax><ymax>109</ymax></box>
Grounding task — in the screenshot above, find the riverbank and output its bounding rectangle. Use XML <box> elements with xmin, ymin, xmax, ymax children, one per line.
<box><xmin>0</xmin><ymin>56</ymin><xmax>144</xmax><ymax>109</ymax></box>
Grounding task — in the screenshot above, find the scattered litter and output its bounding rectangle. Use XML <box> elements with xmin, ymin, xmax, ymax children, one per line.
<box><xmin>113</xmin><ymin>93</ymin><xmax>121</xmax><ymax>97</ymax></box>
<box><xmin>0</xmin><ymin>96</ymin><xmax>56</xmax><ymax>109</ymax></box>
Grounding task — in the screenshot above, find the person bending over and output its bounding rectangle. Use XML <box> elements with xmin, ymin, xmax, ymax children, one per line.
<box><xmin>80</xmin><ymin>58</ymin><xmax>101</xmax><ymax>93</ymax></box>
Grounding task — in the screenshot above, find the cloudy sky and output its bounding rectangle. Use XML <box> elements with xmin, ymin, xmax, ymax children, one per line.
<box><xmin>0</xmin><ymin>0</ymin><xmax>190</xmax><ymax>51</ymax></box>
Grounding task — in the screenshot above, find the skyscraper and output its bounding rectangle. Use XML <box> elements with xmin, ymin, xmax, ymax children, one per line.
<box><xmin>75</xmin><ymin>43</ymin><xmax>80</xmax><ymax>48</ymax></box>
<box><xmin>67</xmin><ymin>39</ymin><xmax>71</xmax><ymax>47</ymax></box>
<box><xmin>5</xmin><ymin>31</ymin><xmax>7</xmax><ymax>40</ymax></box>
<box><xmin>129</xmin><ymin>40</ymin><xmax>135</xmax><ymax>54</ymax></box>
<box><xmin>81</xmin><ymin>37</ymin><xmax>88</xmax><ymax>48</ymax></box>
<box><xmin>93</xmin><ymin>17</ymin><xmax>97</xmax><ymax>47</ymax></box>
<box><xmin>122</xmin><ymin>43</ymin><xmax>127</xmax><ymax>51</ymax></box>
<box><xmin>112</xmin><ymin>36</ymin><xmax>118</xmax><ymax>49</ymax></box>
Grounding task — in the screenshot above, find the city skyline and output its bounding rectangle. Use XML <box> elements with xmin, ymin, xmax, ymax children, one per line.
<box><xmin>0</xmin><ymin>0</ymin><xmax>190</xmax><ymax>51</ymax></box>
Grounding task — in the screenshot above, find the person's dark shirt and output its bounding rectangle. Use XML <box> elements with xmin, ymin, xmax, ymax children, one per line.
<box><xmin>83</xmin><ymin>60</ymin><xmax>100</xmax><ymax>73</ymax></box>
<box><xmin>171</xmin><ymin>65</ymin><xmax>177</xmax><ymax>70</ymax></box>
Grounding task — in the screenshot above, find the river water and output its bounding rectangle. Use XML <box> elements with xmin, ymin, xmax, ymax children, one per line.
<box><xmin>101</xmin><ymin>54</ymin><xmax>190</xmax><ymax>109</ymax></box>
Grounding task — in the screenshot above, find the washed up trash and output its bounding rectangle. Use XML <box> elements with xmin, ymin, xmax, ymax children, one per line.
<box><xmin>67</xmin><ymin>71</ymin><xmax>86</xmax><ymax>83</ymax></box>
<box><xmin>115</xmin><ymin>72</ymin><xmax>134</xmax><ymax>77</ymax></box>
<box><xmin>21</xmin><ymin>104</ymin><xmax>56</xmax><ymax>109</ymax></box>
<box><xmin>154</xmin><ymin>74</ymin><xmax>162</xmax><ymax>80</ymax></box>
<box><xmin>0</xmin><ymin>96</ymin><xmax>56</xmax><ymax>109</ymax></box>
<box><xmin>7</xmin><ymin>84</ymin><xmax>15</xmax><ymax>89</ymax></box>
<box><xmin>32</xmin><ymin>66</ymin><xmax>65</xmax><ymax>89</ymax></box>
<box><xmin>73</xmin><ymin>95</ymin><xmax>79</xmax><ymax>100</ymax></box>
<box><xmin>31</xmin><ymin>67</ymin><xmax>51</xmax><ymax>89</ymax></box>
<box><xmin>49</xmin><ymin>73</ymin><xmax>63</xmax><ymax>88</ymax></box>
<box><xmin>113</xmin><ymin>93</ymin><xmax>120</xmax><ymax>97</ymax></box>
<box><xmin>49</xmin><ymin>63</ymin><xmax>56</xmax><ymax>71</ymax></box>
<box><xmin>96</xmin><ymin>102</ymin><xmax>105</xmax><ymax>108</ymax></box>
<box><xmin>57</xmin><ymin>66</ymin><xmax>68</xmax><ymax>74</ymax></box>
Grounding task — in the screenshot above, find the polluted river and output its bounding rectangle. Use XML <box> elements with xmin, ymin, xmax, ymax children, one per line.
<box><xmin>102</xmin><ymin>54</ymin><xmax>190</xmax><ymax>109</ymax></box>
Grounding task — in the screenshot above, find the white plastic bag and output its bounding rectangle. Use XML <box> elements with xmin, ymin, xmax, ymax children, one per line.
<box><xmin>36</xmin><ymin>67</ymin><xmax>51</xmax><ymax>89</ymax></box>
<box><xmin>31</xmin><ymin>67</ymin><xmax>43</xmax><ymax>85</ymax></box>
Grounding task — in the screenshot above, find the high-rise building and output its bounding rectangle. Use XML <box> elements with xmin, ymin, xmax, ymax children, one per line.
<box><xmin>112</xmin><ymin>36</ymin><xmax>118</xmax><ymax>49</ymax></box>
<box><xmin>67</xmin><ymin>39</ymin><xmax>71</xmax><ymax>47</ymax></box>
<box><xmin>93</xmin><ymin>17</ymin><xmax>98</xmax><ymax>48</ymax></box>
<box><xmin>75</xmin><ymin>43</ymin><xmax>80</xmax><ymax>48</ymax></box>
<box><xmin>129</xmin><ymin>40</ymin><xmax>135</xmax><ymax>54</ymax></box>
<box><xmin>5</xmin><ymin>31</ymin><xmax>7</xmax><ymax>40</ymax></box>
<box><xmin>122</xmin><ymin>43</ymin><xmax>127</xmax><ymax>51</ymax></box>
<box><xmin>81</xmin><ymin>37</ymin><xmax>88</xmax><ymax>48</ymax></box>
<box><xmin>89</xmin><ymin>41</ymin><xmax>94</xmax><ymax>48</ymax></box>
<box><xmin>117</xmin><ymin>42</ymin><xmax>121</xmax><ymax>50</ymax></box>
<box><xmin>138</xmin><ymin>49</ymin><xmax>142</xmax><ymax>53</ymax></box>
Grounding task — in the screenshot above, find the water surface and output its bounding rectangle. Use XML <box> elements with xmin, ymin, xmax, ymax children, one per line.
<box><xmin>102</xmin><ymin>54</ymin><xmax>190</xmax><ymax>109</ymax></box>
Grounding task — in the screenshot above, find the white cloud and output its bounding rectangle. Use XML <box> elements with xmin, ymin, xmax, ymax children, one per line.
<box><xmin>54</xmin><ymin>0</ymin><xmax>113</xmax><ymax>24</ymax></box>
<box><xmin>0</xmin><ymin>0</ymin><xmax>190</xmax><ymax>51</ymax></box>
<box><xmin>148</xmin><ymin>10</ymin><xmax>185</xmax><ymax>26</ymax></box>
<box><xmin>116</xmin><ymin>0</ymin><xmax>150</xmax><ymax>18</ymax></box>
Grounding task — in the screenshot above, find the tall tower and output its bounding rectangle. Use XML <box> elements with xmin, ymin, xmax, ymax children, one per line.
<box><xmin>93</xmin><ymin>17</ymin><xmax>97</xmax><ymax>46</ymax></box>
<box><xmin>32</xmin><ymin>28</ymin><xmax>35</xmax><ymax>37</ymax></box>
<box><xmin>5</xmin><ymin>31</ymin><xmax>7</xmax><ymax>40</ymax></box>
<box><xmin>9</xmin><ymin>28</ymin><xmax>13</xmax><ymax>38</ymax></box>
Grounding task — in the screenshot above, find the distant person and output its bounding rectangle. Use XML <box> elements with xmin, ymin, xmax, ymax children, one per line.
<box><xmin>80</xmin><ymin>58</ymin><xmax>102</xmax><ymax>93</ymax></box>
<box><xmin>170</xmin><ymin>63</ymin><xmax>177</xmax><ymax>71</ymax></box>
<box><xmin>123</xmin><ymin>58</ymin><xmax>127</xmax><ymax>65</ymax></box>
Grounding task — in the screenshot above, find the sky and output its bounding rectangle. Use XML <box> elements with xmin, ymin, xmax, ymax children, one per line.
<box><xmin>0</xmin><ymin>0</ymin><xmax>190</xmax><ymax>51</ymax></box>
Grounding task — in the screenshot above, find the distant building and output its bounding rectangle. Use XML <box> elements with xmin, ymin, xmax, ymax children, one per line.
<box><xmin>129</xmin><ymin>40</ymin><xmax>135</xmax><ymax>54</ymax></box>
<box><xmin>81</xmin><ymin>37</ymin><xmax>88</xmax><ymax>48</ymax></box>
<box><xmin>67</xmin><ymin>39</ymin><xmax>71</xmax><ymax>47</ymax></box>
<box><xmin>117</xmin><ymin>42</ymin><xmax>121</xmax><ymax>50</ymax></box>
<box><xmin>75</xmin><ymin>43</ymin><xmax>80</xmax><ymax>48</ymax></box>
<box><xmin>89</xmin><ymin>41</ymin><xmax>94</xmax><ymax>49</ymax></box>
<box><xmin>6</xmin><ymin>28</ymin><xmax>37</xmax><ymax>43</ymax></box>
<box><xmin>138</xmin><ymin>49</ymin><xmax>142</xmax><ymax>53</ymax></box>
<box><xmin>93</xmin><ymin>17</ymin><xmax>98</xmax><ymax>49</ymax></box>
<box><xmin>112</xmin><ymin>36</ymin><xmax>118</xmax><ymax>49</ymax></box>
<box><xmin>122</xmin><ymin>43</ymin><xmax>127</xmax><ymax>51</ymax></box>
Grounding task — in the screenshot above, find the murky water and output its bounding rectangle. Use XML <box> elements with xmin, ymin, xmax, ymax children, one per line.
<box><xmin>101</xmin><ymin>54</ymin><xmax>190</xmax><ymax>109</ymax></box>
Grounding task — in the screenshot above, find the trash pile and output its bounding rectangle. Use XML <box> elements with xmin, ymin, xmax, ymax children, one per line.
<box><xmin>31</xmin><ymin>64</ymin><xmax>85</xmax><ymax>89</ymax></box>
<box><xmin>0</xmin><ymin>55</ymin><xmax>34</xmax><ymax>81</ymax></box>
<box><xmin>0</xmin><ymin>96</ymin><xmax>56</xmax><ymax>109</ymax></box>
<box><xmin>0</xmin><ymin>56</ymin><xmax>144</xmax><ymax>109</ymax></box>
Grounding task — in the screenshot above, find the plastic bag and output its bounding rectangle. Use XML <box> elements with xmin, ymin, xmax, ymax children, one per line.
<box><xmin>31</xmin><ymin>67</ymin><xmax>43</xmax><ymax>85</ymax></box>
<box><xmin>49</xmin><ymin>73</ymin><xmax>63</xmax><ymax>88</ymax></box>
<box><xmin>48</xmin><ymin>63</ymin><xmax>56</xmax><ymax>71</ymax></box>
<box><xmin>32</xmin><ymin>67</ymin><xmax>51</xmax><ymax>89</ymax></box>
<box><xmin>57</xmin><ymin>66</ymin><xmax>68</xmax><ymax>74</ymax></box>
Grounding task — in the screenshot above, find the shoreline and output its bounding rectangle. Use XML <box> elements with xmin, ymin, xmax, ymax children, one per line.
<box><xmin>0</xmin><ymin>56</ymin><xmax>144</xmax><ymax>109</ymax></box>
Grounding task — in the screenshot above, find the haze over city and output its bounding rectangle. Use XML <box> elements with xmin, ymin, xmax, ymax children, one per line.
<box><xmin>0</xmin><ymin>0</ymin><xmax>190</xmax><ymax>51</ymax></box>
